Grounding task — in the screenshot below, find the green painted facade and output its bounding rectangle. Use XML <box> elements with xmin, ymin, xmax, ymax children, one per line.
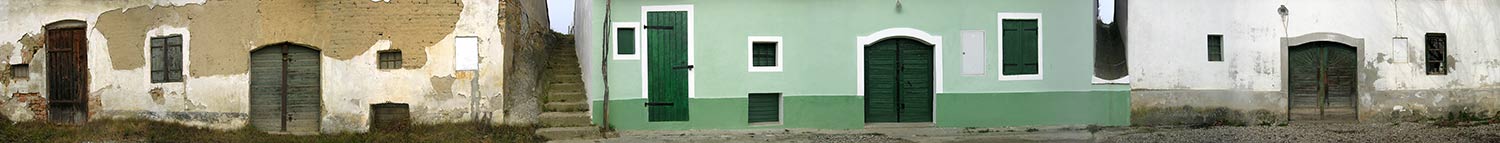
<box><xmin>584</xmin><ymin>0</ymin><xmax>1129</xmax><ymax>130</ymax></box>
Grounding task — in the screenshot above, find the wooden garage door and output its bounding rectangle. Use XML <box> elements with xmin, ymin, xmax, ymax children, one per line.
<box><xmin>865</xmin><ymin>38</ymin><xmax>934</xmax><ymax>123</ymax></box>
<box><xmin>1288</xmin><ymin>41</ymin><xmax>1357</xmax><ymax>121</ymax></box>
<box><xmin>250</xmin><ymin>44</ymin><xmax>322</xmax><ymax>132</ymax></box>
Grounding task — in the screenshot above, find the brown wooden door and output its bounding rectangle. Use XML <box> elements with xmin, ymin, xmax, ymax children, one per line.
<box><xmin>46</xmin><ymin>27</ymin><xmax>88</xmax><ymax>124</ymax></box>
<box><xmin>1288</xmin><ymin>42</ymin><xmax>1358</xmax><ymax>121</ymax></box>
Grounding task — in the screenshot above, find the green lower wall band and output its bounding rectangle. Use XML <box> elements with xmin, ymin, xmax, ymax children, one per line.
<box><xmin>591</xmin><ymin>91</ymin><xmax>1128</xmax><ymax>130</ymax></box>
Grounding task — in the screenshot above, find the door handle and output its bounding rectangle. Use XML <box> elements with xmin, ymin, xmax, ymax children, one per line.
<box><xmin>672</xmin><ymin>65</ymin><xmax>694</xmax><ymax>70</ymax></box>
<box><xmin>645</xmin><ymin>102</ymin><xmax>675</xmax><ymax>106</ymax></box>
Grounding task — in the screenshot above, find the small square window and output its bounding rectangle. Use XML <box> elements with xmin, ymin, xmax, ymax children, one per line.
<box><xmin>1208</xmin><ymin>34</ymin><xmax>1223</xmax><ymax>62</ymax></box>
<box><xmin>378</xmin><ymin>50</ymin><xmax>402</xmax><ymax>69</ymax></box>
<box><xmin>747</xmin><ymin>93</ymin><xmax>781</xmax><ymax>125</ymax></box>
<box><xmin>748</xmin><ymin>36</ymin><xmax>783</xmax><ymax>72</ymax></box>
<box><xmin>10</xmin><ymin>64</ymin><xmax>28</xmax><ymax>78</ymax></box>
<box><xmin>612</xmin><ymin>22</ymin><xmax>641</xmax><ymax>60</ymax></box>
<box><xmin>150</xmin><ymin>35</ymin><xmax>184</xmax><ymax>83</ymax></box>
<box><xmin>1425</xmin><ymin>33</ymin><xmax>1447</xmax><ymax>75</ymax></box>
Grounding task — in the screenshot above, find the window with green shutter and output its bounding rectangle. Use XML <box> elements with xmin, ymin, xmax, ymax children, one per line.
<box><xmin>150</xmin><ymin>35</ymin><xmax>183</xmax><ymax>83</ymax></box>
<box><xmin>1001</xmin><ymin>19</ymin><xmax>1040</xmax><ymax>76</ymax></box>
<box><xmin>748</xmin><ymin>93</ymin><xmax>781</xmax><ymax>124</ymax></box>
<box><xmin>1208</xmin><ymin>34</ymin><xmax>1223</xmax><ymax>62</ymax></box>
<box><xmin>617</xmin><ymin>28</ymin><xmax>636</xmax><ymax>55</ymax></box>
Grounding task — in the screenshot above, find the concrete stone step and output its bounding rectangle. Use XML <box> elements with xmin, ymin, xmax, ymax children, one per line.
<box><xmin>548</xmin><ymin>68</ymin><xmax>582</xmax><ymax>74</ymax></box>
<box><xmin>536</xmin><ymin>126</ymin><xmax>602</xmax><ymax>140</ymax></box>
<box><xmin>550</xmin><ymin>74</ymin><xmax>582</xmax><ymax>82</ymax></box>
<box><xmin>544</xmin><ymin>101</ymin><xmax>589</xmax><ymax>112</ymax></box>
<box><xmin>550</xmin><ymin>82</ymin><xmax>584</xmax><ymax>90</ymax></box>
<box><xmin>546</xmin><ymin>91</ymin><xmax>586</xmax><ymax>103</ymax></box>
<box><xmin>539</xmin><ymin>112</ymin><xmax>592</xmax><ymax>127</ymax></box>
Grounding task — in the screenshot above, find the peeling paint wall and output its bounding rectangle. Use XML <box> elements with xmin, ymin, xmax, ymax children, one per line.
<box><xmin>1129</xmin><ymin>0</ymin><xmax>1500</xmax><ymax>123</ymax></box>
<box><xmin>1</xmin><ymin>0</ymin><xmax>518</xmax><ymax>134</ymax></box>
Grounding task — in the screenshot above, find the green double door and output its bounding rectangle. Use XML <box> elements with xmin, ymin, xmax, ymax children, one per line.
<box><xmin>646</xmin><ymin>11</ymin><xmax>689</xmax><ymax>122</ymax></box>
<box><xmin>1287</xmin><ymin>42</ymin><xmax>1358</xmax><ymax>121</ymax></box>
<box><xmin>249</xmin><ymin>44</ymin><xmax>323</xmax><ymax>132</ymax></box>
<box><xmin>864</xmin><ymin>38</ymin><xmax>934</xmax><ymax>123</ymax></box>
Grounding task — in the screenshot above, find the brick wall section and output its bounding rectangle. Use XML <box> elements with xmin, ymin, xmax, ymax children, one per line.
<box><xmin>12</xmin><ymin>93</ymin><xmax>45</xmax><ymax>121</ymax></box>
<box><xmin>500</xmin><ymin>0</ymin><xmax>557</xmax><ymax>125</ymax></box>
<box><xmin>311</xmin><ymin>0</ymin><xmax>462</xmax><ymax>68</ymax></box>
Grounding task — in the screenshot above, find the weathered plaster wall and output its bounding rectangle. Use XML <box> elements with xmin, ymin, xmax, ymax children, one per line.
<box><xmin>1129</xmin><ymin>0</ymin><xmax>1500</xmax><ymax>123</ymax></box>
<box><xmin>1</xmin><ymin>0</ymin><xmax>513</xmax><ymax>133</ymax></box>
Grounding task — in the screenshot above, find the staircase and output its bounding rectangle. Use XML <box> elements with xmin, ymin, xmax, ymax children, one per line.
<box><xmin>534</xmin><ymin>39</ymin><xmax>607</xmax><ymax>140</ymax></box>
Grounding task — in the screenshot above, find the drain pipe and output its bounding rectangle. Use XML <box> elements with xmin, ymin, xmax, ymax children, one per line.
<box><xmin>598</xmin><ymin>0</ymin><xmax>616</xmax><ymax>132</ymax></box>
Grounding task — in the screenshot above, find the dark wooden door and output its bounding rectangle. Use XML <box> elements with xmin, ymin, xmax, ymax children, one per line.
<box><xmin>865</xmin><ymin>38</ymin><xmax>934</xmax><ymax>123</ymax></box>
<box><xmin>1288</xmin><ymin>42</ymin><xmax>1357</xmax><ymax>121</ymax></box>
<box><xmin>646</xmin><ymin>11</ymin><xmax>689</xmax><ymax>122</ymax></box>
<box><xmin>250</xmin><ymin>44</ymin><xmax>322</xmax><ymax>132</ymax></box>
<box><xmin>46</xmin><ymin>28</ymin><xmax>88</xmax><ymax>124</ymax></box>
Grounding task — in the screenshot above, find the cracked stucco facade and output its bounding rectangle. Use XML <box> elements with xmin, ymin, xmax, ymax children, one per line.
<box><xmin>0</xmin><ymin>0</ymin><xmax>547</xmax><ymax>133</ymax></box>
<box><xmin>1128</xmin><ymin>0</ymin><xmax>1500</xmax><ymax>124</ymax></box>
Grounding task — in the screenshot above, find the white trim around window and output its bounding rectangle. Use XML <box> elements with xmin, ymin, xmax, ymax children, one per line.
<box><xmin>997</xmin><ymin>13</ymin><xmax>1044</xmax><ymax>81</ymax></box>
<box><xmin>611</xmin><ymin>22</ymin><xmax>641</xmax><ymax>60</ymax></box>
<box><xmin>747</xmin><ymin>36</ymin><xmax>783</xmax><ymax>72</ymax></box>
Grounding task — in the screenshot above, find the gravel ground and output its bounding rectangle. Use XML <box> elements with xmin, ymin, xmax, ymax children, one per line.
<box><xmin>1104</xmin><ymin>123</ymin><xmax>1500</xmax><ymax>143</ymax></box>
<box><xmin>562</xmin><ymin>123</ymin><xmax>1500</xmax><ymax>143</ymax></box>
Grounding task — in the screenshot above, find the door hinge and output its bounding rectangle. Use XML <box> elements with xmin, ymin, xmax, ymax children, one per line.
<box><xmin>672</xmin><ymin>65</ymin><xmax>694</xmax><ymax>70</ymax></box>
<box><xmin>645</xmin><ymin>25</ymin><xmax>675</xmax><ymax>30</ymax></box>
<box><xmin>645</xmin><ymin>102</ymin><xmax>675</xmax><ymax>106</ymax></box>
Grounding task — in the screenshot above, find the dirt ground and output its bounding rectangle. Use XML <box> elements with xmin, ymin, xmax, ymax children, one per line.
<box><xmin>559</xmin><ymin>123</ymin><xmax>1500</xmax><ymax>143</ymax></box>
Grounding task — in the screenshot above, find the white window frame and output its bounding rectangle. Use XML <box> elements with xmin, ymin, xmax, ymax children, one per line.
<box><xmin>747</xmin><ymin>36</ymin><xmax>784</xmax><ymax>72</ymax></box>
<box><xmin>611</xmin><ymin>22</ymin><xmax>641</xmax><ymax>60</ymax></box>
<box><xmin>997</xmin><ymin>13</ymin><xmax>1044</xmax><ymax>81</ymax></box>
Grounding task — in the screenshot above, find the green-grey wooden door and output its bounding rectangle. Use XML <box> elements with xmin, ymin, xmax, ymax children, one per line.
<box><xmin>250</xmin><ymin>44</ymin><xmax>322</xmax><ymax>132</ymax></box>
<box><xmin>646</xmin><ymin>11</ymin><xmax>689</xmax><ymax>122</ymax></box>
<box><xmin>1288</xmin><ymin>42</ymin><xmax>1357</xmax><ymax>121</ymax></box>
<box><xmin>865</xmin><ymin>38</ymin><xmax>934</xmax><ymax>123</ymax></box>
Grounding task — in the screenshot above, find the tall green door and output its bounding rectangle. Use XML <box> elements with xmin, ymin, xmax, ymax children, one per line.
<box><xmin>646</xmin><ymin>11</ymin><xmax>689</xmax><ymax>122</ymax></box>
<box><xmin>865</xmin><ymin>38</ymin><xmax>934</xmax><ymax>123</ymax></box>
<box><xmin>1287</xmin><ymin>42</ymin><xmax>1357</xmax><ymax>121</ymax></box>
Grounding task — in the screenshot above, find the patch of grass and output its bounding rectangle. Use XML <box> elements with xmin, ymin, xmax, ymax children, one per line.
<box><xmin>1432</xmin><ymin>110</ymin><xmax>1493</xmax><ymax>127</ymax></box>
<box><xmin>0</xmin><ymin>117</ymin><xmax>542</xmax><ymax>143</ymax></box>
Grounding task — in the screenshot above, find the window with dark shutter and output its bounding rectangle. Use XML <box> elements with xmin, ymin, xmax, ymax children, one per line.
<box><xmin>747</xmin><ymin>93</ymin><xmax>780</xmax><ymax>124</ymax></box>
<box><xmin>10</xmin><ymin>64</ymin><xmax>27</xmax><ymax>78</ymax></box>
<box><xmin>617</xmin><ymin>28</ymin><xmax>636</xmax><ymax>55</ymax></box>
<box><xmin>752</xmin><ymin>42</ymin><xmax>777</xmax><ymax>67</ymax></box>
<box><xmin>378</xmin><ymin>50</ymin><xmax>402</xmax><ymax>69</ymax></box>
<box><xmin>1002</xmin><ymin>19</ymin><xmax>1040</xmax><ymax>76</ymax></box>
<box><xmin>1208</xmin><ymin>34</ymin><xmax>1223</xmax><ymax>62</ymax></box>
<box><xmin>1425</xmin><ymin>33</ymin><xmax>1447</xmax><ymax>75</ymax></box>
<box><xmin>150</xmin><ymin>35</ymin><xmax>183</xmax><ymax>83</ymax></box>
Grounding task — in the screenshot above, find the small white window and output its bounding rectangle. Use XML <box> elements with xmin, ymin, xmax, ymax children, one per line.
<box><xmin>747</xmin><ymin>36</ymin><xmax>783</xmax><ymax>72</ymax></box>
<box><xmin>454</xmin><ymin>36</ymin><xmax>480</xmax><ymax>71</ymax></box>
<box><xmin>612</xmin><ymin>22</ymin><xmax>641</xmax><ymax>60</ymax></box>
<box><xmin>997</xmin><ymin>13</ymin><xmax>1044</xmax><ymax>81</ymax></box>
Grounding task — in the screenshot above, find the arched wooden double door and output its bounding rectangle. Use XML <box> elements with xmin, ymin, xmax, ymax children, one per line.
<box><xmin>1287</xmin><ymin>41</ymin><xmax>1357</xmax><ymax>121</ymax></box>
<box><xmin>864</xmin><ymin>38</ymin><xmax>934</xmax><ymax>123</ymax></box>
<box><xmin>249</xmin><ymin>43</ymin><xmax>322</xmax><ymax>132</ymax></box>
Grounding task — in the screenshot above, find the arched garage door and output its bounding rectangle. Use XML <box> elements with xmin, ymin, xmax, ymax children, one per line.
<box><xmin>249</xmin><ymin>43</ymin><xmax>322</xmax><ymax>133</ymax></box>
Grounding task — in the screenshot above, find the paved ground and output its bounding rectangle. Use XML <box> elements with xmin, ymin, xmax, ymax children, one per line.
<box><xmin>551</xmin><ymin>123</ymin><xmax>1500</xmax><ymax>143</ymax></box>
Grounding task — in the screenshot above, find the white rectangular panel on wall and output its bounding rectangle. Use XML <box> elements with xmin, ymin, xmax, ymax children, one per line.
<box><xmin>960</xmin><ymin>30</ymin><xmax>986</xmax><ymax>75</ymax></box>
<box><xmin>1392</xmin><ymin>37</ymin><xmax>1408</xmax><ymax>63</ymax></box>
<box><xmin>455</xmin><ymin>36</ymin><xmax>480</xmax><ymax>71</ymax></box>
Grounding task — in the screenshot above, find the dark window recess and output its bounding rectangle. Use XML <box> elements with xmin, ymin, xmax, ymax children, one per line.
<box><xmin>617</xmin><ymin>28</ymin><xmax>636</xmax><ymax>55</ymax></box>
<box><xmin>1425</xmin><ymin>33</ymin><xmax>1447</xmax><ymax>75</ymax></box>
<box><xmin>378</xmin><ymin>50</ymin><xmax>402</xmax><ymax>69</ymax></box>
<box><xmin>1208</xmin><ymin>35</ymin><xmax>1224</xmax><ymax>62</ymax></box>
<box><xmin>748</xmin><ymin>93</ymin><xmax>780</xmax><ymax>124</ymax></box>
<box><xmin>1002</xmin><ymin>19</ymin><xmax>1040</xmax><ymax>75</ymax></box>
<box><xmin>10</xmin><ymin>64</ymin><xmax>27</xmax><ymax>78</ymax></box>
<box><xmin>150</xmin><ymin>35</ymin><xmax>184</xmax><ymax>83</ymax></box>
<box><xmin>752</xmin><ymin>42</ymin><xmax>777</xmax><ymax>67</ymax></box>
<box><xmin>369</xmin><ymin>102</ymin><xmax>410</xmax><ymax>132</ymax></box>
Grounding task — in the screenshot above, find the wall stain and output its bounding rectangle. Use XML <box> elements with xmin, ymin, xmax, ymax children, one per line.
<box><xmin>429</xmin><ymin>76</ymin><xmax>456</xmax><ymax>99</ymax></box>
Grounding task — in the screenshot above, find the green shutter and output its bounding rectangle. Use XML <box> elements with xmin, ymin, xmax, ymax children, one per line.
<box><xmin>752</xmin><ymin>42</ymin><xmax>776</xmax><ymax>67</ymax></box>
<box><xmin>616</xmin><ymin>28</ymin><xmax>636</xmax><ymax>55</ymax></box>
<box><xmin>1208</xmin><ymin>35</ymin><xmax>1223</xmax><ymax>61</ymax></box>
<box><xmin>1002</xmin><ymin>20</ymin><xmax>1039</xmax><ymax>75</ymax></box>
<box><xmin>646</xmin><ymin>11</ymin><xmax>689</xmax><ymax>122</ymax></box>
<box><xmin>747</xmin><ymin>93</ymin><xmax>780</xmax><ymax>123</ymax></box>
<box><xmin>167</xmin><ymin>36</ymin><xmax>183</xmax><ymax>82</ymax></box>
<box><xmin>864</xmin><ymin>38</ymin><xmax>901</xmax><ymax>123</ymax></box>
<box><xmin>150</xmin><ymin>38</ymin><xmax>165</xmax><ymax>83</ymax></box>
